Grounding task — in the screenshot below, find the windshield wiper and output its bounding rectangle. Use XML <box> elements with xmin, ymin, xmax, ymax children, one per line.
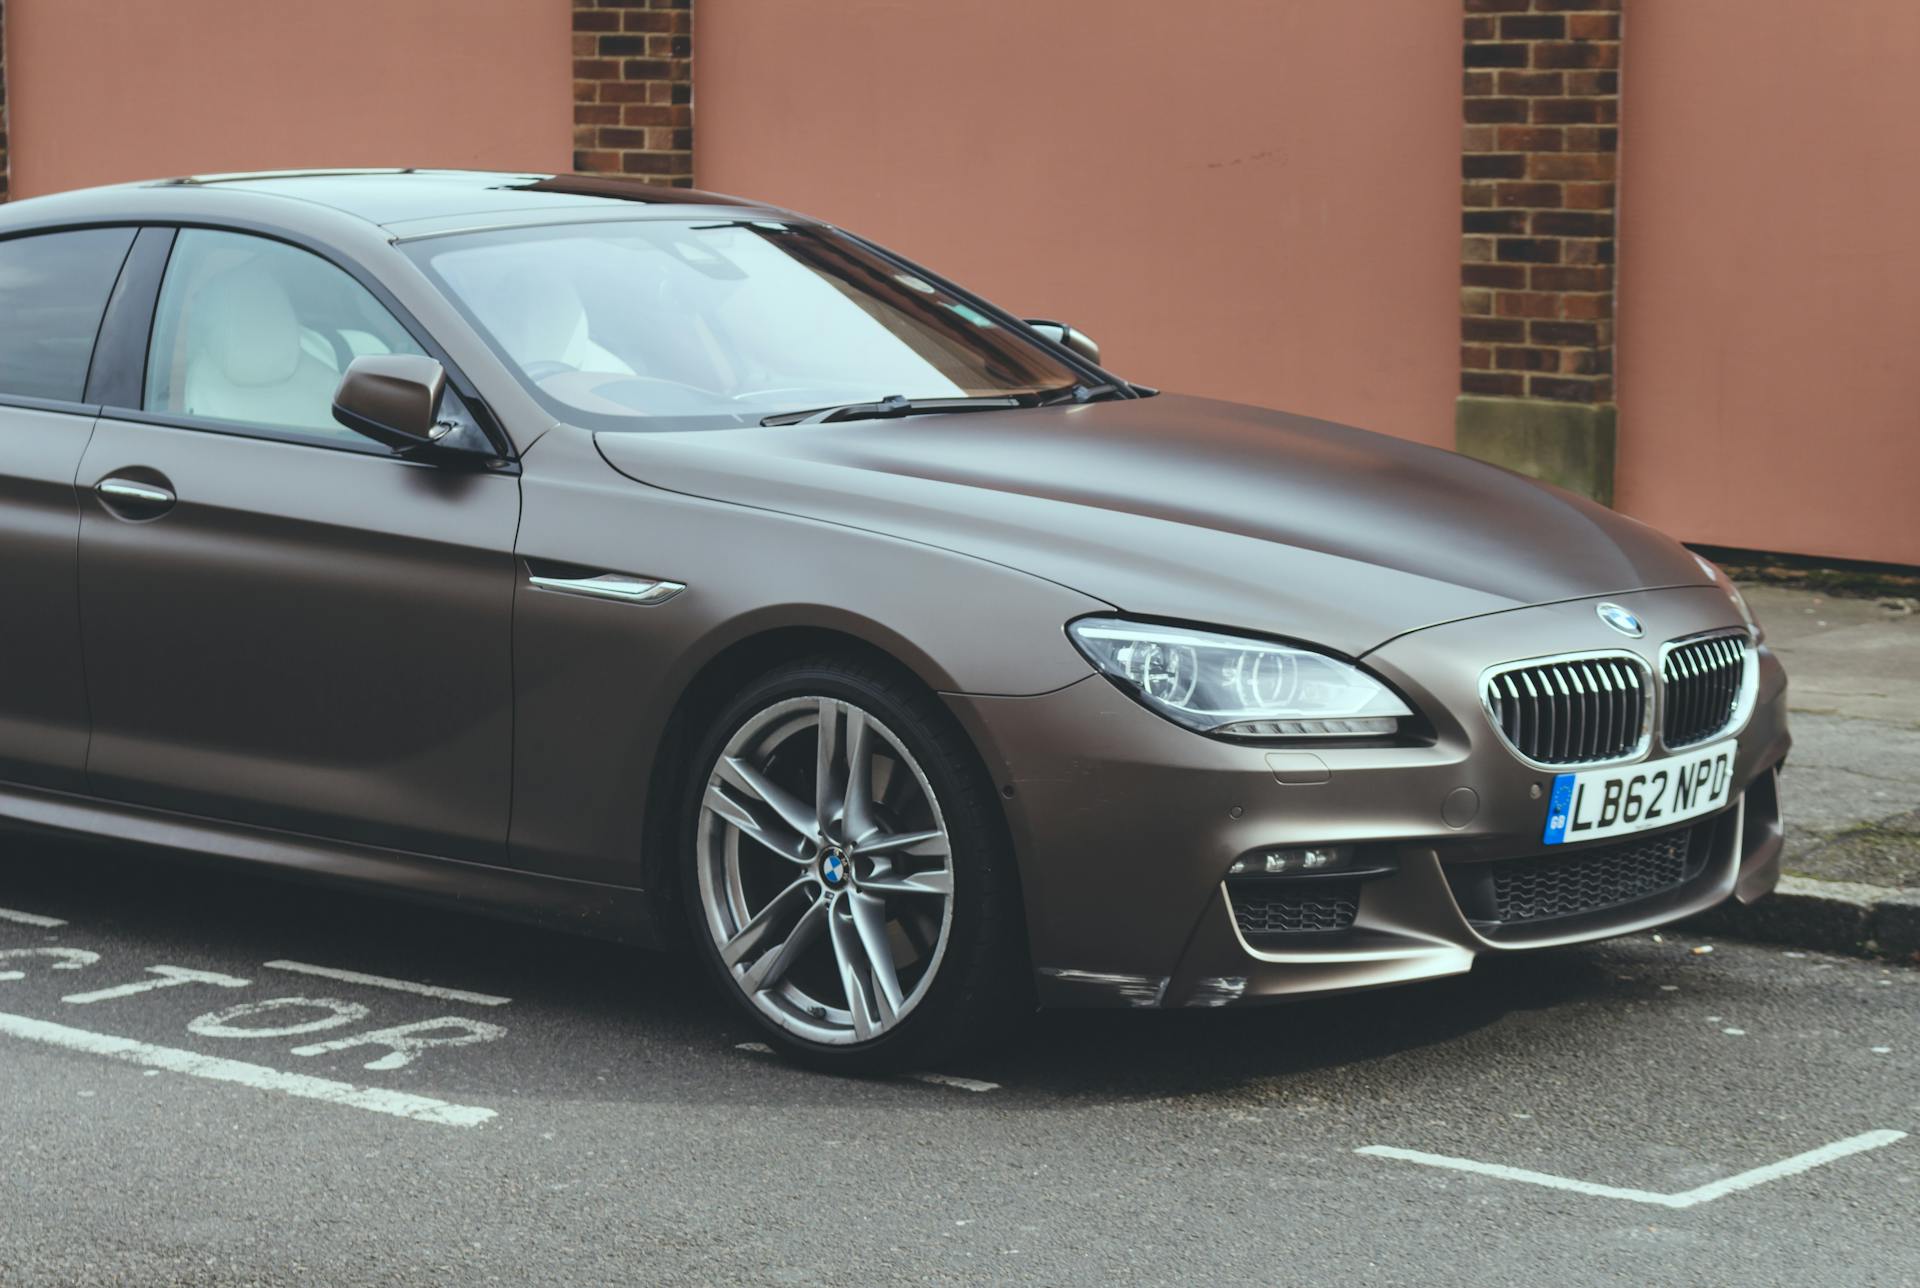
<box><xmin>1037</xmin><ymin>382</ymin><xmax>1127</xmax><ymax>406</ymax></box>
<box><xmin>761</xmin><ymin>394</ymin><xmax>1024</xmax><ymax>427</ymax></box>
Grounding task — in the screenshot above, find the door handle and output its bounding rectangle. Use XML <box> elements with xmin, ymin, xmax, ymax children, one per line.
<box><xmin>94</xmin><ymin>475</ymin><xmax>177</xmax><ymax>519</ymax></box>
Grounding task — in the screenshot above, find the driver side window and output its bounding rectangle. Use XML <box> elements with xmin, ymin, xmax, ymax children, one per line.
<box><xmin>145</xmin><ymin>230</ymin><xmax>424</xmax><ymax>441</ymax></box>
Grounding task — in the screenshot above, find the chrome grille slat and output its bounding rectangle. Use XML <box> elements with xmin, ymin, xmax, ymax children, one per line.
<box><xmin>1728</xmin><ymin>639</ymin><xmax>1744</xmax><ymax>718</ymax></box>
<box><xmin>1581</xmin><ymin>663</ymin><xmax>1604</xmax><ymax>760</ymax></box>
<box><xmin>1595</xmin><ymin>664</ymin><xmax>1613</xmax><ymax>759</ymax></box>
<box><xmin>1521</xmin><ymin>671</ymin><xmax>1541</xmax><ymax>755</ymax></box>
<box><xmin>1712</xmin><ymin>643</ymin><xmax>1727</xmax><ymax>731</ymax></box>
<box><xmin>1573</xmin><ymin>666</ymin><xmax>1592</xmax><ymax>760</ymax></box>
<box><xmin>1483</xmin><ymin>653</ymin><xmax>1648</xmax><ymax>766</ymax></box>
<box><xmin>1685</xmin><ymin>650</ymin><xmax>1698</xmax><ymax>726</ymax></box>
<box><xmin>1606</xmin><ymin>665</ymin><xmax>1622</xmax><ymax>755</ymax></box>
<box><xmin>1552</xmin><ymin>669</ymin><xmax>1571</xmax><ymax>761</ymax></box>
<box><xmin>1662</xmin><ymin>631</ymin><xmax>1749</xmax><ymax>749</ymax></box>
<box><xmin>1570</xmin><ymin>665</ymin><xmax>1588</xmax><ymax>760</ymax></box>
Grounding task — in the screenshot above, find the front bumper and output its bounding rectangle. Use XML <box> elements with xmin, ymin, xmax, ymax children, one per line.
<box><xmin>945</xmin><ymin>586</ymin><xmax>1790</xmax><ymax>1010</ymax></box>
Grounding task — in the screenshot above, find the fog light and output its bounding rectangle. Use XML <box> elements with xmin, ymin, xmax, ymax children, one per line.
<box><xmin>1229</xmin><ymin>845</ymin><xmax>1355</xmax><ymax>876</ymax></box>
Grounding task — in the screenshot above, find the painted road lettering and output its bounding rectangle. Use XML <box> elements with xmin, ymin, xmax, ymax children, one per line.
<box><xmin>2</xmin><ymin>914</ymin><xmax>511</xmax><ymax>1123</ymax></box>
<box><xmin>64</xmin><ymin>965</ymin><xmax>251</xmax><ymax>1005</ymax></box>
<box><xmin>291</xmin><ymin>1017</ymin><xmax>507</xmax><ymax>1071</ymax></box>
<box><xmin>188</xmin><ymin>998</ymin><xmax>372</xmax><ymax>1039</ymax></box>
<box><xmin>0</xmin><ymin>947</ymin><xmax>101</xmax><ymax>980</ymax></box>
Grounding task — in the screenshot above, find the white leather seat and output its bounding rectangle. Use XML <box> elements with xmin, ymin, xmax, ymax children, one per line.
<box><xmin>491</xmin><ymin>271</ymin><xmax>634</xmax><ymax>375</ymax></box>
<box><xmin>181</xmin><ymin>265</ymin><xmax>345</xmax><ymax>432</ymax></box>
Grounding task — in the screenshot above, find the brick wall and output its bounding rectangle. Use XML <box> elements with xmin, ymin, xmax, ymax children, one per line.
<box><xmin>1455</xmin><ymin>0</ymin><xmax>1620</xmax><ymax>500</ymax></box>
<box><xmin>1461</xmin><ymin>0</ymin><xmax>1619</xmax><ymax>405</ymax></box>
<box><xmin>572</xmin><ymin>0</ymin><xmax>693</xmax><ymax>186</ymax></box>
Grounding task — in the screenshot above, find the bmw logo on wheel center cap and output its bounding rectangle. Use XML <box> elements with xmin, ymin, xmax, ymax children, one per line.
<box><xmin>820</xmin><ymin>847</ymin><xmax>849</xmax><ymax>888</ymax></box>
<box><xmin>1596</xmin><ymin>601</ymin><xmax>1644</xmax><ymax>638</ymax></box>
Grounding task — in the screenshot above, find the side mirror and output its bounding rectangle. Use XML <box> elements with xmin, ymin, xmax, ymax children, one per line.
<box><xmin>332</xmin><ymin>354</ymin><xmax>451</xmax><ymax>452</ymax></box>
<box><xmin>1024</xmin><ymin>318</ymin><xmax>1101</xmax><ymax>367</ymax></box>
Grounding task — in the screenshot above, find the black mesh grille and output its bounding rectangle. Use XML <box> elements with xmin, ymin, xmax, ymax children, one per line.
<box><xmin>1230</xmin><ymin>880</ymin><xmax>1361</xmax><ymax>937</ymax></box>
<box><xmin>1662</xmin><ymin>632</ymin><xmax>1748</xmax><ymax>749</ymax></box>
<box><xmin>1490</xmin><ymin>827</ymin><xmax>1700</xmax><ymax>925</ymax></box>
<box><xmin>1484</xmin><ymin>655</ymin><xmax>1647</xmax><ymax>765</ymax></box>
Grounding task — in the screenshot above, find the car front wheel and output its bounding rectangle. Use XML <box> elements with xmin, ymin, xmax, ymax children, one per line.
<box><xmin>683</xmin><ymin>657</ymin><xmax>1024</xmax><ymax>1072</ymax></box>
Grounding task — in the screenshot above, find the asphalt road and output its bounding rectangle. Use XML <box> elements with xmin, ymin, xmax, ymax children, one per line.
<box><xmin>1</xmin><ymin>836</ymin><xmax>1914</xmax><ymax>1287</ymax></box>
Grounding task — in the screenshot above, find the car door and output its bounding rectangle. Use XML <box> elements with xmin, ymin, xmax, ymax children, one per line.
<box><xmin>75</xmin><ymin>226</ymin><xmax>520</xmax><ymax>863</ymax></box>
<box><xmin>0</xmin><ymin>225</ymin><xmax>138</xmax><ymax>793</ymax></box>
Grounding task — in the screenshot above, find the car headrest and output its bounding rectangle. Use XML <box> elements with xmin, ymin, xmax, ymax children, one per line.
<box><xmin>495</xmin><ymin>270</ymin><xmax>590</xmax><ymax>365</ymax></box>
<box><xmin>194</xmin><ymin>264</ymin><xmax>302</xmax><ymax>387</ymax></box>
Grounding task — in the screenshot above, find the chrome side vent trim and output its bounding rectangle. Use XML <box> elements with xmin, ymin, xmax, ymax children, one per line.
<box><xmin>1660</xmin><ymin>630</ymin><xmax>1753</xmax><ymax>749</ymax></box>
<box><xmin>1482</xmin><ymin>651</ymin><xmax>1652</xmax><ymax>768</ymax></box>
<box><xmin>526</xmin><ymin>567</ymin><xmax>686</xmax><ymax>605</ymax></box>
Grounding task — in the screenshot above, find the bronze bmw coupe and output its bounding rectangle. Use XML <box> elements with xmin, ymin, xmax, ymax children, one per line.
<box><xmin>0</xmin><ymin>171</ymin><xmax>1787</xmax><ymax>1069</ymax></box>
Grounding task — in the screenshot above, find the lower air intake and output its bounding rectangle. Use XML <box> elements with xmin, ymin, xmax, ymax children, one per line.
<box><xmin>1230</xmin><ymin>880</ymin><xmax>1361</xmax><ymax>938</ymax></box>
<box><xmin>1490</xmin><ymin>826</ymin><xmax>1703</xmax><ymax>925</ymax></box>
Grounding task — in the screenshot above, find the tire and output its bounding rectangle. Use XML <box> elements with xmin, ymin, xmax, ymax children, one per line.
<box><xmin>681</xmin><ymin>654</ymin><xmax>1027</xmax><ymax>1073</ymax></box>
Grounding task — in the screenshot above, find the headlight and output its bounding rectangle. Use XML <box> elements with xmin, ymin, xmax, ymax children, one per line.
<box><xmin>1693</xmin><ymin>553</ymin><xmax>1763</xmax><ymax>641</ymax></box>
<box><xmin>1067</xmin><ymin>617</ymin><xmax>1413</xmax><ymax>738</ymax></box>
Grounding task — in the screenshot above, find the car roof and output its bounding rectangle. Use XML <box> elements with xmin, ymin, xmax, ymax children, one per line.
<box><xmin>165</xmin><ymin>168</ymin><xmax>776</xmax><ymax>230</ymax></box>
<box><xmin>0</xmin><ymin>169</ymin><xmax>789</xmax><ymax>240</ymax></box>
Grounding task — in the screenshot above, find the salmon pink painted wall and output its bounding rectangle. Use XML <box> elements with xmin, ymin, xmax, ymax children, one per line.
<box><xmin>694</xmin><ymin>0</ymin><xmax>1462</xmax><ymax>449</ymax></box>
<box><xmin>5</xmin><ymin>0</ymin><xmax>570</xmax><ymax>199</ymax></box>
<box><xmin>1618</xmin><ymin>2</ymin><xmax>1920</xmax><ymax>565</ymax></box>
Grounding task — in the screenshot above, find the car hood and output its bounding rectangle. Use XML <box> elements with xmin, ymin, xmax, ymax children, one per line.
<box><xmin>593</xmin><ymin>393</ymin><xmax>1707</xmax><ymax>656</ymax></box>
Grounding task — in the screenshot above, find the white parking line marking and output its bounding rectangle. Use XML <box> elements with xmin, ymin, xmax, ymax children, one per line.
<box><xmin>0</xmin><ymin>1011</ymin><xmax>494</xmax><ymax>1128</ymax></box>
<box><xmin>263</xmin><ymin>960</ymin><xmax>511</xmax><ymax>1007</ymax></box>
<box><xmin>908</xmin><ymin>1073</ymin><xmax>1001</xmax><ymax>1093</ymax></box>
<box><xmin>0</xmin><ymin>907</ymin><xmax>66</xmax><ymax>928</ymax></box>
<box><xmin>1358</xmin><ymin>1130</ymin><xmax>1907</xmax><ymax>1208</ymax></box>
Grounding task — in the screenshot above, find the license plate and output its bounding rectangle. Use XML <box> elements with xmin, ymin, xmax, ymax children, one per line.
<box><xmin>1542</xmin><ymin>738</ymin><xmax>1736</xmax><ymax>845</ymax></box>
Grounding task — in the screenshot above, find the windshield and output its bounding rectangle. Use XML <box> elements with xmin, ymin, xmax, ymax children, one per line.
<box><xmin>403</xmin><ymin>218</ymin><xmax>1084</xmax><ymax>431</ymax></box>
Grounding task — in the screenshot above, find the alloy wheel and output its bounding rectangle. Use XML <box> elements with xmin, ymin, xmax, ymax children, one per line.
<box><xmin>695</xmin><ymin>696</ymin><xmax>956</xmax><ymax>1046</ymax></box>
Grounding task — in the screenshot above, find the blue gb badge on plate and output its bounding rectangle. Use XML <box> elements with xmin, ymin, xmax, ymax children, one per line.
<box><xmin>1542</xmin><ymin>774</ymin><xmax>1576</xmax><ymax>845</ymax></box>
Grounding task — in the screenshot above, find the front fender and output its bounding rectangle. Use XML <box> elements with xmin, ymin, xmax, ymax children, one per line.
<box><xmin>504</xmin><ymin>423</ymin><xmax>1104</xmax><ymax>890</ymax></box>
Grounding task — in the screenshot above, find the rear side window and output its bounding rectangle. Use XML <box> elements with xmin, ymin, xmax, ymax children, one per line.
<box><xmin>0</xmin><ymin>228</ymin><xmax>138</xmax><ymax>403</ymax></box>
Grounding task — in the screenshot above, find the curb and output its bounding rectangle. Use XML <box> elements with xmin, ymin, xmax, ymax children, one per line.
<box><xmin>1691</xmin><ymin>876</ymin><xmax>1920</xmax><ymax>962</ymax></box>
